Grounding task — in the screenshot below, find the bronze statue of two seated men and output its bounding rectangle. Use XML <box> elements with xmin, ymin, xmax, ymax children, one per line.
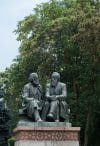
<box><xmin>21</xmin><ymin>72</ymin><xmax>70</xmax><ymax>122</ymax></box>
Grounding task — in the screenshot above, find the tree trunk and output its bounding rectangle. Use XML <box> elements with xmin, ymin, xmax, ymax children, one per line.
<box><xmin>84</xmin><ymin>110</ymin><xmax>91</xmax><ymax>146</ymax></box>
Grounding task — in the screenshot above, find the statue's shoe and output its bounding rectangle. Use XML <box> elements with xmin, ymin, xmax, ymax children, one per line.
<box><xmin>55</xmin><ymin>119</ymin><xmax>59</xmax><ymax>122</ymax></box>
<box><xmin>37</xmin><ymin>118</ymin><xmax>43</xmax><ymax>122</ymax></box>
<box><xmin>47</xmin><ymin>113</ymin><xmax>54</xmax><ymax>121</ymax></box>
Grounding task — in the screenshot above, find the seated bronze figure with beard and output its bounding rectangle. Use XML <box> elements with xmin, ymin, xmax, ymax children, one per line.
<box><xmin>41</xmin><ymin>72</ymin><xmax>70</xmax><ymax>122</ymax></box>
<box><xmin>21</xmin><ymin>73</ymin><xmax>43</xmax><ymax>122</ymax></box>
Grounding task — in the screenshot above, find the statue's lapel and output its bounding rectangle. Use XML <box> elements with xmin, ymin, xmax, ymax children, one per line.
<box><xmin>55</xmin><ymin>82</ymin><xmax>61</xmax><ymax>95</ymax></box>
<box><xmin>29</xmin><ymin>84</ymin><xmax>36</xmax><ymax>97</ymax></box>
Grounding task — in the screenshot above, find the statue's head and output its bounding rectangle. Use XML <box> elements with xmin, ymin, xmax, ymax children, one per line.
<box><xmin>51</xmin><ymin>72</ymin><xmax>60</xmax><ymax>86</ymax></box>
<box><xmin>28</xmin><ymin>73</ymin><xmax>39</xmax><ymax>86</ymax></box>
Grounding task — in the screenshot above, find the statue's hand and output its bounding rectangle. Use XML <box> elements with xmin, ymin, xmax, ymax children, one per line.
<box><xmin>51</xmin><ymin>96</ymin><xmax>57</xmax><ymax>101</ymax></box>
<box><xmin>25</xmin><ymin>97</ymin><xmax>34</xmax><ymax>102</ymax></box>
<box><xmin>55</xmin><ymin>95</ymin><xmax>59</xmax><ymax>100</ymax></box>
<box><xmin>47</xmin><ymin>96</ymin><xmax>57</xmax><ymax>101</ymax></box>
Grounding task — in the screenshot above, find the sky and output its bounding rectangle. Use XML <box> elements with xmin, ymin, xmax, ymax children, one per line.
<box><xmin>0</xmin><ymin>0</ymin><xmax>49</xmax><ymax>72</ymax></box>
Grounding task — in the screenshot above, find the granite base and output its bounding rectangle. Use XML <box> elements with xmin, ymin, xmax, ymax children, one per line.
<box><xmin>14</xmin><ymin>122</ymin><xmax>80</xmax><ymax>146</ymax></box>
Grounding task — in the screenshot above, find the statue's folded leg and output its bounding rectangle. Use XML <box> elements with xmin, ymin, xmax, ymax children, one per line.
<box><xmin>34</xmin><ymin>108</ymin><xmax>42</xmax><ymax>122</ymax></box>
<box><xmin>27</xmin><ymin>102</ymin><xmax>34</xmax><ymax>118</ymax></box>
<box><xmin>47</xmin><ymin>101</ymin><xmax>58</xmax><ymax>121</ymax></box>
<box><xmin>49</xmin><ymin>101</ymin><xmax>58</xmax><ymax>114</ymax></box>
<box><xmin>59</xmin><ymin>102</ymin><xmax>69</xmax><ymax>122</ymax></box>
<box><xmin>41</xmin><ymin>101</ymin><xmax>50</xmax><ymax>121</ymax></box>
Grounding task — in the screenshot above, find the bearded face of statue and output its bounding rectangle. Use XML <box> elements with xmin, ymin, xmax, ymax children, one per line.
<box><xmin>51</xmin><ymin>76</ymin><xmax>58</xmax><ymax>87</ymax></box>
<box><xmin>32</xmin><ymin>76</ymin><xmax>39</xmax><ymax>86</ymax></box>
<box><xmin>51</xmin><ymin>72</ymin><xmax>60</xmax><ymax>87</ymax></box>
<box><xmin>29</xmin><ymin>73</ymin><xmax>39</xmax><ymax>86</ymax></box>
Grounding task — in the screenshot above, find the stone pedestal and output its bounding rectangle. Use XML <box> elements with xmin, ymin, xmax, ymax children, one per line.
<box><xmin>13</xmin><ymin>122</ymin><xmax>80</xmax><ymax>146</ymax></box>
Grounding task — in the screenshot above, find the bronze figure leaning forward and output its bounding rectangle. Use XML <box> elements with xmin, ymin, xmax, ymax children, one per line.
<box><xmin>41</xmin><ymin>72</ymin><xmax>70</xmax><ymax>122</ymax></box>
